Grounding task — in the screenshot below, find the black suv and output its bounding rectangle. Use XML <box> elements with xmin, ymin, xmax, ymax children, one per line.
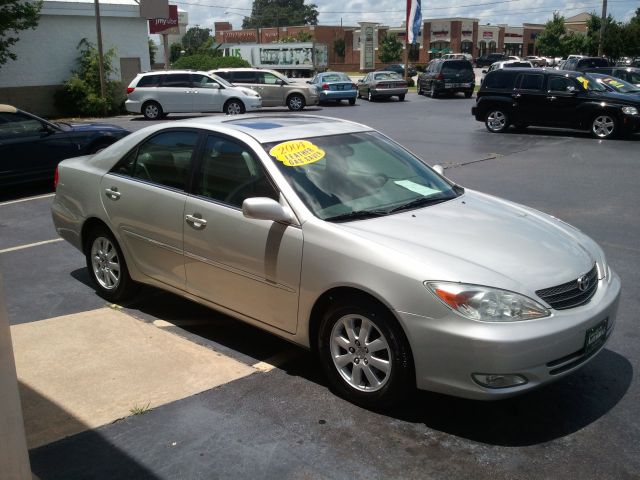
<box><xmin>417</xmin><ymin>59</ymin><xmax>475</xmax><ymax>98</ymax></box>
<box><xmin>562</xmin><ymin>57</ymin><xmax>610</xmax><ymax>72</ymax></box>
<box><xmin>476</xmin><ymin>53</ymin><xmax>507</xmax><ymax>68</ymax></box>
<box><xmin>472</xmin><ymin>69</ymin><xmax>640</xmax><ymax>139</ymax></box>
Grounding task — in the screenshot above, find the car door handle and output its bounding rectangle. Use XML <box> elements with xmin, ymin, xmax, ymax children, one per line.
<box><xmin>105</xmin><ymin>187</ymin><xmax>120</xmax><ymax>200</ymax></box>
<box><xmin>548</xmin><ymin>96</ymin><xmax>557</xmax><ymax>101</ymax></box>
<box><xmin>512</xmin><ymin>93</ymin><xmax>521</xmax><ymax>99</ymax></box>
<box><xmin>185</xmin><ymin>214</ymin><xmax>207</xmax><ymax>229</ymax></box>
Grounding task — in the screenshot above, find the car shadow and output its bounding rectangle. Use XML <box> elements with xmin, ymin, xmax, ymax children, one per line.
<box><xmin>503</xmin><ymin>127</ymin><xmax>640</xmax><ymax>141</ymax></box>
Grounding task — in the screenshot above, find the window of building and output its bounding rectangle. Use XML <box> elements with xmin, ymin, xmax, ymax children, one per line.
<box><xmin>461</xmin><ymin>41</ymin><xmax>473</xmax><ymax>54</ymax></box>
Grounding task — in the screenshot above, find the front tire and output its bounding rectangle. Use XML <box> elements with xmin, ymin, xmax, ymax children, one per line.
<box><xmin>591</xmin><ymin>114</ymin><xmax>617</xmax><ymax>139</ymax></box>
<box><xmin>85</xmin><ymin>226</ymin><xmax>136</xmax><ymax>302</ymax></box>
<box><xmin>224</xmin><ymin>99</ymin><xmax>245</xmax><ymax>115</ymax></box>
<box><xmin>485</xmin><ymin>109</ymin><xmax>509</xmax><ymax>133</ymax></box>
<box><xmin>142</xmin><ymin>101</ymin><xmax>163</xmax><ymax>120</ymax></box>
<box><xmin>398</xmin><ymin>94</ymin><xmax>405</xmax><ymax>101</ymax></box>
<box><xmin>318</xmin><ymin>298</ymin><xmax>414</xmax><ymax>409</ymax></box>
<box><xmin>417</xmin><ymin>82</ymin><xmax>424</xmax><ymax>95</ymax></box>
<box><xmin>287</xmin><ymin>93</ymin><xmax>305</xmax><ymax>111</ymax></box>
<box><xmin>368</xmin><ymin>90</ymin><xmax>375</xmax><ymax>102</ymax></box>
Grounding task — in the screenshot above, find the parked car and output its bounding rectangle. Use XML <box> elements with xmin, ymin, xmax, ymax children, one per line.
<box><xmin>524</xmin><ymin>56</ymin><xmax>547</xmax><ymax>67</ymax></box>
<box><xmin>51</xmin><ymin>114</ymin><xmax>621</xmax><ymax>407</ymax></box>
<box><xmin>476</xmin><ymin>53</ymin><xmax>507</xmax><ymax>68</ymax></box>
<box><xmin>417</xmin><ymin>59</ymin><xmax>475</xmax><ymax>98</ymax></box>
<box><xmin>441</xmin><ymin>53</ymin><xmax>473</xmax><ymax>62</ymax></box>
<box><xmin>376</xmin><ymin>64</ymin><xmax>417</xmax><ymax>77</ymax></box>
<box><xmin>0</xmin><ymin>104</ymin><xmax>129</xmax><ymax>187</ymax></box>
<box><xmin>589</xmin><ymin>73</ymin><xmax>640</xmax><ymax>97</ymax></box>
<box><xmin>562</xmin><ymin>57</ymin><xmax>610</xmax><ymax>72</ymax></box>
<box><xmin>481</xmin><ymin>60</ymin><xmax>533</xmax><ymax>83</ymax></box>
<box><xmin>472</xmin><ymin>69</ymin><xmax>640</xmax><ymax>139</ymax></box>
<box><xmin>583</xmin><ymin>67</ymin><xmax>640</xmax><ymax>87</ymax></box>
<box><xmin>357</xmin><ymin>71</ymin><xmax>408</xmax><ymax>101</ymax></box>
<box><xmin>307</xmin><ymin>71</ymin><xmax>357</xmax><ymax>105</ymax></box>
<box><xmin>211</xmin><ymin>68</ymin><xmax>319</xmax><ymax>111</ymax></box>
<box><xmin>125</xmin><ymin>70</ymin><xmax>262</xmax><ymax>120</ymax></box>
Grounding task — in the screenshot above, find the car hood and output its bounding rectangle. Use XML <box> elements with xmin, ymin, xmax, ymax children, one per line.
<box><xmin>68</xmin><ymin>122</ymin><xmax>128</xmax><ymax>133</ymax></box>
<box><xmin>591</xmin><ymin>90</ymin><xmax>640</xmax><ymax>105</ymax></box>
<box><xmin>338</xmin><ymin>190</ymin><xmax>595</xmax><ymax>291</ymax></box>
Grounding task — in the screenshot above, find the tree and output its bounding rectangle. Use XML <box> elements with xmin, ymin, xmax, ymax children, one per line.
<box><xmin>378</xmin><ymin>33</ymin><xmax>403</xmax><ymax>63</ymax></box>
<box><xmin>242</xmin><ymin>0</ymin><xmax>318</xmax><ymax>29</ymax></box>
<box><xmin>55</xmin><ymin>39</ymin><xmax>123</xmax><ymax>116</ymax></box>
<box><xmin>169</xmin><ymin>42</ymin><xmax>183</xmax><ymax>63</ymax></box>
<box><xmin>182</xmin><ymin>26</ymin><xmax>212</xmax><ymax>56</ymax></box>
<box><xmin>621</xmin><ymin>9</ymin><xmax>640</xmax><ymax>57</ymax></box>
<box><xmin>535</xmin><ymin>12</ymin><xmax>568</xmax><ymax>57</ymax></box>
<box><xmin>562</xmin><ymin>31</ymin><xmax>586</xmax><ymax>56</ymax></box>
<box><xmin>148</xmin><ymin>39</ymin><xmax>157</xmax><ymax>64</ymax></box>
<box><xmin>0</xmin><ymin>0</ymin><xmax>42</xmax><ymax>67</ymax></box>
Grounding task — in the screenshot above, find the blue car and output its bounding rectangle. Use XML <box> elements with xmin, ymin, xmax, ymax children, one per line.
<box><xmin>308</xmin><ymin>72</ymin><xmax>358</xmax><ymax>105</ymax></box>
<box><xmin>0</xmin><ymin>104</ymin><xmax>130</xmax><ymax>187</ymax></box>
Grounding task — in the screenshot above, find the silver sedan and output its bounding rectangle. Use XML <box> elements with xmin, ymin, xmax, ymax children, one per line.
<box><xmin>52</xmin><ymin>115</ymin><xmax>620</xmax><ymax>407</ymax></box>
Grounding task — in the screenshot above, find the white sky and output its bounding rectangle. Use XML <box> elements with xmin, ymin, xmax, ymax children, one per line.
<box><xmin>169</xmin><ymin>0</ymin><xmax>638</xmax><ymax>31</ymax></box>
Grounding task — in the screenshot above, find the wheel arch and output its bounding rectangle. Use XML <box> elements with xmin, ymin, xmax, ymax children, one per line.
<box><xmin>80</xmin><ymin>217</ymin><xmax>114</xmax><ymax>253</ymax></box>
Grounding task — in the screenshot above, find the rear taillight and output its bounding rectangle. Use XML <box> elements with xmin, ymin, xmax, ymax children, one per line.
<box><xmin>321</xmin><ymin>83</ymin><xmax>329</xmax><ymax>90</ymax></box>
<box><xmin>54</xmin><ymin>166</ymin><xmax>59</xmax><ymax>189</ymax></box>
<box><xmin>126</xmin><ymin>87</ymin><xmax>135</xmax><ymax>94</ymax></box>
<box><xmin>351</xmin><ymin>83</ymin><xmax>357</xmax><ymax>89</ymax></box>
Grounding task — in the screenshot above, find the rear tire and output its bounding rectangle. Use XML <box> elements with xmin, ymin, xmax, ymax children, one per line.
<box><xmin>348</xmin><ymin>98</ymin><xmax>356</xmax><ymax>106</ymax></box>
<box><xmin>398</xmin><ymin>94</ymin><xmax>405</xmax><ymax>101</ymax></box>
<box><xmin>318</xmin><ymin>297</ymin><xmax>414</xmax><ymax>409</ymax></box>
<box><xmin>417</xmin><ymin>82</ymin><xmax>424</xmax><ymax>95</ymax></box>
<box><xmin>430</xmin><ymin>84</ymin><xmax>438</xmax><ymax>98</ymax></box>
<box><xmin>224</xmin><ymin>99</ymin><xmax>245</xmax><ymax>115</ymax></box>
<box><xmin>485</xmin><ymin>109</ymin><xmax>509</xmax><ymax>133</ymax></box>
<box><xmin>85</xmin><ymin>226</ymin><xmax>136</xmax><ymax>303</ymax></box>
<box><xmin>142</xmin><ymin>101</ymin><xmax>162</xmax><ymax>120</ymax></box>
<box><xmin>464</xmin><ymin>90</ymin><xmax>473</xmax><ymax>99</ymax></box>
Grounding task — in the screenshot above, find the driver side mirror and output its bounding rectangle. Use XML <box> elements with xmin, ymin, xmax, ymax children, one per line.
<box><xmin>242</xmin><ymin>197</ymin><xmax>294</xmax><ymax>224</ymax></box>
<box><xmin>278</xmin><ymin>79</ymin><xmax>286</xmax><ymax>86</ymax></box>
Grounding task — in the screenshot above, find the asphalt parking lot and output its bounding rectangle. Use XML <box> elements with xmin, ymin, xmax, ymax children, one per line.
<box><xmin>2</xmin><ymin>94</ymin><xmax>639</xmax><ymax>479</ymax></box>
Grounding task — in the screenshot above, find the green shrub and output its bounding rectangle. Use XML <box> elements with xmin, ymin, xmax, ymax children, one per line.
<box><xmin>407</xmin><ymin>78</ymin><xmax>415</xmax><ymax>87</ymax></box>
<box><xmin>55</xmin><ymin>39</ymin><xmax>124</xmax><ymax>117</ymax></box>
<box><xmin>171</xmin><ymin>54</ymin><xmax>250</xmax><ymax>71</ymax></box>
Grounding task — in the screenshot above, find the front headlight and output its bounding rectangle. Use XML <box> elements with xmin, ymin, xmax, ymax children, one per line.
<box><xmin>425</xmin><ymin>282</ymin><xmax>550</xmax><ymax>322</ymax></box>
<box><xmin>622</xmin><ymin>106</ymin><xmax>638</xmax><ymax>115</ymax></box>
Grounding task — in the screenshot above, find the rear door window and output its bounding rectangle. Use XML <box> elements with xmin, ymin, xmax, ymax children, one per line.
<box><xmin>230</xmin><ymin>71</ymin><xmax>257</xmax><ymax>84</ymax></box>
<box><xmin>517</xmin><ymin>73</ymin><xmax>544</xmax><ymax>91</ymax></box>
<box><xmin>161</xmin><ymin>74</ymin><xmax>192</xmax><ymax>88</ymax></box>
<box><xmin>484</xmin><ymin>71</ymin><xmax>515</xmax><ymax>89</ymax></box>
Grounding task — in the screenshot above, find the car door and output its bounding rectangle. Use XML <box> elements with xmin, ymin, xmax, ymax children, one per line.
<box><xmin>545</xmin><ymin>75</ymin><xmax>584</xmax><ymax>127</ymax></box>
<box><xmin>183</xmin><ymin>134</ymin><xmax>303</xmax><ymax>334</ymax></box>
<box><xmin>512</xmin><ymin>72</ymin><xmax>546</xmax><ymax>125</ymax></box>
<box><xmin>100</xmin><ymin>129</ymin><xmax>201</xmax><ymax>289</ymax></box>
<box><xmin>190</xmin><ymin>74</ymin><xmax>224</xmax><ymax>112</ymax></box>
<box><xmin>156</xmin><ymin>73</ymin><xmax>193</xmax><ymax>112</ymax></box>
<box><xmin>358</xmin><ymin>74</ymin><xmax>370</xmax><ymax>95</ymax></box>
<box><xmin>257</xmin><ymin>71</ymin><xmax>287</xmax><ymax>107</ymax></box>
<box><xmin>0</xmin><ymin>111</ymin><xmax>75</xmax><ymax>186</ymax></box>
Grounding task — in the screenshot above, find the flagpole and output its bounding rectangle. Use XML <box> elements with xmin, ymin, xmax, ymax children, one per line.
<box><xmin>404</xmin><ymin>0</ymin><xmax>409</xmax><ymax>82</ymax></box>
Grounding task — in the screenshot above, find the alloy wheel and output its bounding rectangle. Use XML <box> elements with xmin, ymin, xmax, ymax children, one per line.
<box><xmin>226</xmin><ymin>101</ymin><xmax>243</xmax><ymax>115</ymax></box>
<box><xmin>90</xmin><ymin>236</ymin><xmax>121</xmax><ymax>290</ymax></box>
<box><xmin>330</xmin><ymin>314</ymin><xmax>392</xmax><ymax>392</ymax></box>
<box><xmin>486</xmin><ymin>111</ymin><xmax>507</xmax><ymax>132</ymax></box>
<box><xmin>592</xmin><ymin>115</ymin><xmax>615</xmax><ymax>138</ymax></box>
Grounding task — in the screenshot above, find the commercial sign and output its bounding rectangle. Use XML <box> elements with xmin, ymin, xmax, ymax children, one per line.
<box><xmin>225</xmin><ymin>43</ymin><xmax>327</xmax><ymax>70</ymax></box>
<box><xmin>149</xmin><ymin>5</ymin><xmax>179</xmax><ymax>34</ymax></box>
<box><xmin>482</xmin><ymin>31</ymin><xmax>494</xmax><ymax>39</ymax></box>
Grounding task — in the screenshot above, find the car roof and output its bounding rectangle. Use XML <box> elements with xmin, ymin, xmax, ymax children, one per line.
<box><xmin>0</xmin><ymin>104</ymin><xmax>18</xmax><ymax>113</ymax></box>
<box><xmin>176</xmin><ymin>114</ymin><xmax>374</xmax><ymax>144</ymax></box>
<box><xmin>138</xmin><ymin>70</ymin><xmax>209</xmax><ymax>76</ymax></box>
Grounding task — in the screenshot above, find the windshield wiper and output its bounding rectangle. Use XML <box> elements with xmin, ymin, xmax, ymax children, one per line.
<box><xmin>387</xmin><ymin>195</ymin><xmax>453</xmax><ymax>214</ymax></box>
<box><xmin>324</xmin><ymin>209</ymin><xmax>389</xmax><ymax>222</ymax></box>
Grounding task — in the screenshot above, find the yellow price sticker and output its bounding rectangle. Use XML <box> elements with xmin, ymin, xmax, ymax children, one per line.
<box><xmin>576</xmin><ymin>76</ymin><xmax>589</xmax><ymax>89</ymax></box>
<box><xmin>269</xmin><ymin>140</ymin><xmax>325</xmax><ymax>167</ymax></box>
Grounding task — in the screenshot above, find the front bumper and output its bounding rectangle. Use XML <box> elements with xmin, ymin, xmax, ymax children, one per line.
<box><xmin>621</xmin><ymin>112</ymin><xmax>640</xmax><ymax>133</ymax></box>
<box><xmin>399</xmin><ymin>270</ymin><xmax>621</xmax><ymax>400</ymax></box>
<box><xmin>244</xmin><ymin>98</ymin><xmax>262</xmax><ymax>111</ymax></box>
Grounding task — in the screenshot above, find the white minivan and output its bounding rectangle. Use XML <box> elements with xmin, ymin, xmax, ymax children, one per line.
<box><xmin>125</xmin><ymin>70</ymin><xmax>262</xmax><ymax>119</ymax></box>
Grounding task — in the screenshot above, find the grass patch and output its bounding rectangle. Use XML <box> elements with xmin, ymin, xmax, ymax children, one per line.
<box><xmin>129</xmin><ymin>402</ymin><xmax>151</xmax><ymax>416</ymax></box>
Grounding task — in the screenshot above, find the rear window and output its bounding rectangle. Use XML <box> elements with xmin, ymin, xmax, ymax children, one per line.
<box><xmin>441</xmin><ymin>61</ymin><xmax>472</xmax><ymax>74</ymax></box>
<box><xmin>483</xmin><ymin>71</ymin><xmax>516</xmax><ymax>89</ymax></box>
<box><xmin>505</xmin><ymin>62</ymin><xmax>532</xmax><ymax>68</ymax></box>
<box><xmin>137</xmin><ymin>75</ymin><xmax>163</xmax><ymax>87</ymax></box>
<box><xmin>578</xmin><ymin>58</ymin><xmax>609</xmax><ymax>69</ymax></box>
<box><xmin>230</xmin><ymin>71</ymin><xmax>258</xmax><ymax>83</ymax></box>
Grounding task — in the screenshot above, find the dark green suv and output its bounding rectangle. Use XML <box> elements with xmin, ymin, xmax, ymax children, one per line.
<box><xmin>472</xmin><ymin>69</ymin><xmax>640</xmax><ymax>139</ymax></box>
<box><xmin>417</xmin><ymin>59</ymin><xmax>475</xmax><ymax>98</ymax></box>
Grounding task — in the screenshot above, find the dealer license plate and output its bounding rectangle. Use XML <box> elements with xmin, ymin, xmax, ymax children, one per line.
<box><xmin>584</xmin><ymin>318</ymin><xmax>608</xmax><ymax>356</ymax></box>
<box><xmin>445</xmin><ymin>83</ymin><xmax>470</xmax><ymax>88</ymax></box>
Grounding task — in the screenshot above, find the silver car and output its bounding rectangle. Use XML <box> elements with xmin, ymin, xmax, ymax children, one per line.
<box><xmin>51</xmin><ymin>115</ymin><xmax>620</xmax><ymax>407</ymax></box>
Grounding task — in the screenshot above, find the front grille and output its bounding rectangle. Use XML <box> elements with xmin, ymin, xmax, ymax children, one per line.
<box><xmin>536</xmin><ymin>264</ymin><xmax>598</xmax><ymax>310</ymax></box>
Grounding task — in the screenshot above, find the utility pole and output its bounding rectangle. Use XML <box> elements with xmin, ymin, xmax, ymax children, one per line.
<box><xmin>597</xmin><ymin>0</ymin><xmax>607</xmax><ymax>57</ymax></box>
<box><xmin>93</xmin><ymin>0</ymin><xmax>107</xmax><ymax>115</ymax></box>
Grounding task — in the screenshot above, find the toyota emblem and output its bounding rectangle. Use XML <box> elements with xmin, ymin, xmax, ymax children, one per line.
<box><xmin>577</xmin><ymin>275</ymin><xmax>590</xmax><ymax>292</ymax></box>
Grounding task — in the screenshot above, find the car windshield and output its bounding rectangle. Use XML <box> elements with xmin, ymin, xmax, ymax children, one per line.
<box><xmin>592</xmin><ymin>74</ymin><xmax>640</xmax><ymax>93</ymax></box>
<box><xmin>580</xmin><ymin>74</ymin><xmax>608</xmax><ymax>92</ymax></box>
<box><xmin>262</xmin><ymin>132</ymin><xmax>461</xmax><ymax>221</ymax></box>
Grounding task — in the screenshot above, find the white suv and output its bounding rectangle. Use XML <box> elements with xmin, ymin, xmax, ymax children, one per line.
<box><xmin>125</xmin><ymin>70</ymin><xmax>262</xmax><ymax>119</ymax></box>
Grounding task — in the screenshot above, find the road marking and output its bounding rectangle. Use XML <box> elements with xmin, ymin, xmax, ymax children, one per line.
<box><xmin>252</xmin><ymin>349</ymin><xmax>301</xmax><ymax>373</ymax></box>
<box><xmin>0</xmin><ymin>193</ymin><xmax>55</xmax><ymax>206</ymax></box>
<box><xmin>0</xmin><ymin>238</ymin><xmax>63</xmax><ymax>254</ymax></box>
